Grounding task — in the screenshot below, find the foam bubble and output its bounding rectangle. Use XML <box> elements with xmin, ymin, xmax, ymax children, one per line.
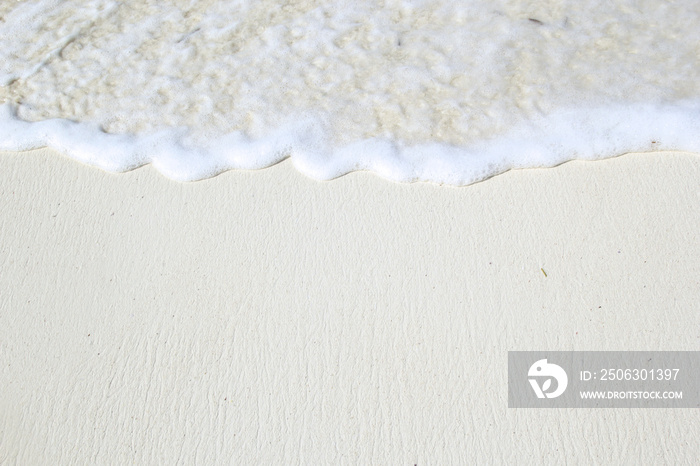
<box><xmin>1</xmin><ymin>101</ymin><xmax>698</xmax><ymax>184</ymax></box>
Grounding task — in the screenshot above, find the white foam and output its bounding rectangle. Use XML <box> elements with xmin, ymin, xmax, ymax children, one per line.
<box><xmin>1</xmin><ymin>0</ymin><xmax>699</xmax><ymax>184</ymax></box>
<box><xmin>2</xmin><ymin>101</ymin><xmax>699</xmax><ymax>184</ymax></box>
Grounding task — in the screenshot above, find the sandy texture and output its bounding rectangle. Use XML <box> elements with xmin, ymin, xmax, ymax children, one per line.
<box><xmin>1</xmin><ymin>149</ymin><xmax>699</xmax><ymax>463</ymax></box>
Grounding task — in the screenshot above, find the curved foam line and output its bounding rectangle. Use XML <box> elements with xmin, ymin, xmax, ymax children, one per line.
<box><xmin>1</xmin><ymin>102</ymin><xmax>699</xmax><ymax>185</ymax></box>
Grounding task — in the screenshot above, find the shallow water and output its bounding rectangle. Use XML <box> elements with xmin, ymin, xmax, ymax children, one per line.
<box><xmin>1</xmin><ymin>0</ymin><xmax>699</xmax><ymax>183</ymax></box>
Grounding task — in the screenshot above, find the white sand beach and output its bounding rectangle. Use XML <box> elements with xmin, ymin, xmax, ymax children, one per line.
<box><xmin>1</xmin><ymin>149</ymin><xmax>698</xmax><ymax>463</ymax></box>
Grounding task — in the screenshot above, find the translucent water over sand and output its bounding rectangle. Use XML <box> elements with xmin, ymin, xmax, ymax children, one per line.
<box><xmin>1</xmin><ymin>0</ymin><xmax>699</xmax><ymax>183</ymax></box>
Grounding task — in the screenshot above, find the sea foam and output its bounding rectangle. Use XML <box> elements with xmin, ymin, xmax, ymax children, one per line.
<box><xmin>1</xmin><ymin>0</ymin><xmax>699</xmax><ymax>184</ymax></box>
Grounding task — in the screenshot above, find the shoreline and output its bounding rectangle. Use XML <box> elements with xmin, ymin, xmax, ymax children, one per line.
<box><xmin>3</xmin><ymin>101</ymin><xmax>700</xmax><ymax>184</ymax></box>
<box><xmin>1</xmin><ymin>148</ymin><xmax>699</xmax><ymax>463</ymax></box>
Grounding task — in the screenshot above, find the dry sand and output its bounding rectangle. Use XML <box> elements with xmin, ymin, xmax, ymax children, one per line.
<box><xmin>1</xmin><ymin>148</ymin><xmax>699</xmax><ymax>463</ymax></box>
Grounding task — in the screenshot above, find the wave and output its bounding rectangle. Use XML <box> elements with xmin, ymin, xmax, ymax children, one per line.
<box><xmin>2</xmin><ymin>101</ymin><xmax>699</xmax><ymax>184</ymax></box>
<box><xmin>1</xmin><ymin>0</ymin><xmax>699</xmax><ymax>184</ymax></box>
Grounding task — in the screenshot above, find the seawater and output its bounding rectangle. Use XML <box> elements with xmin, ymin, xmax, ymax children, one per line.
<box><xmin>1</xmin><ymin>0</ymin><xmax>699</xmax><ymax>184</ymax></box>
